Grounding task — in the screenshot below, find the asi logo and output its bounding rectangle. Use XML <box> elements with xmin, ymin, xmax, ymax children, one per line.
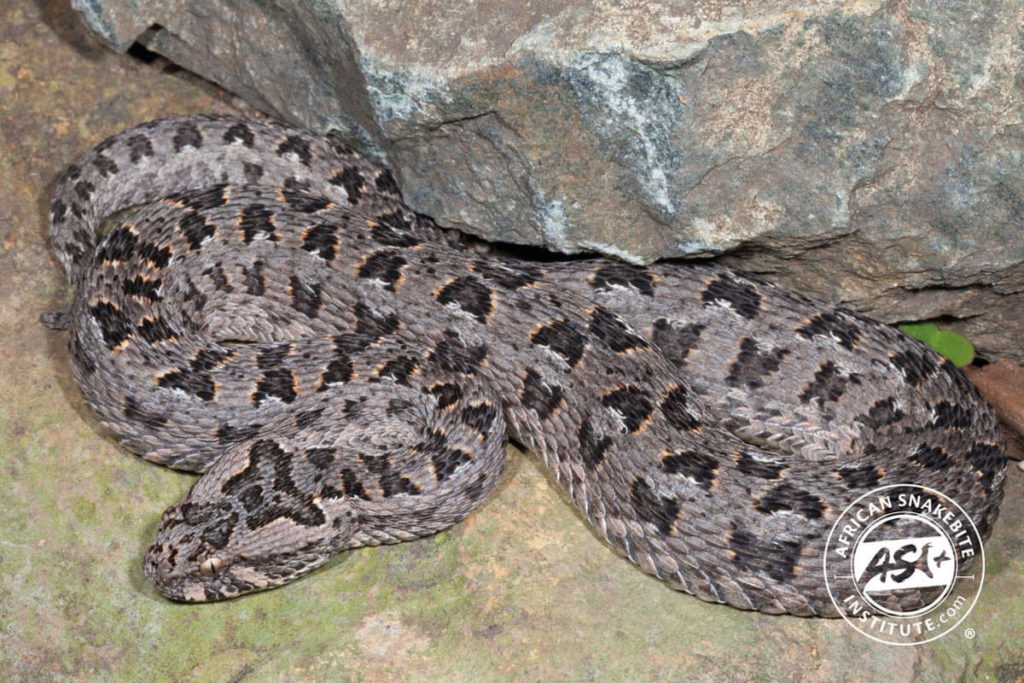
<box><xmin>853</xmin><ymin>515</ymin><xmax>956</xmax><ymax>615</ymax></box>
<box><xmin>823</xmin><ymin>485</ymin><xmax>985</xmax><ymax>645</ymax></box>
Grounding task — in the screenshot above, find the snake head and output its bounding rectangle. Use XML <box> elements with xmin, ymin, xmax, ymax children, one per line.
<box><xmin>144</xmin><ymin>498</ymin><xmax>352</xmax><ymax>602</ymax></box>
<box><xmin>144</xmin><ymin>438</ymin><xmax>355</xmax><ymax>601</ymax></box>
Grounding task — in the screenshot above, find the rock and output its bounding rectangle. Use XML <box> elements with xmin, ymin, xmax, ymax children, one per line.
<box><xmin>72</xmin><ymin>0</ymin><xmax>1024</xmax><ymax>361</ymax></box>
<box><xmin>965</xmin><ymin>360</ymin><xmax>1024</xmax><ymax>452</ymax></box>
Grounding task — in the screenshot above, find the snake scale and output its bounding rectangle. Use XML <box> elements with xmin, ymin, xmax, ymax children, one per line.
<box><xmin>46</xmin><ymin>114</ymin><xmax>1007</xmax><ymax>615</ymax></box>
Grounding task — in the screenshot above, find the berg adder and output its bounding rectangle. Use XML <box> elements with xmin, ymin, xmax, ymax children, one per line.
<box><xmin>45</xmin><ymin>114</ymin><xmax>1006</xmax><ymax>614</ymax></box>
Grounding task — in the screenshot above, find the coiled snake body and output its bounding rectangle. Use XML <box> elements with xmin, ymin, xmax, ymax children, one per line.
<box><xmin>47</xmin><ymin>115</ymin><xmax>1007</xmax><ymax>614</ymax></box>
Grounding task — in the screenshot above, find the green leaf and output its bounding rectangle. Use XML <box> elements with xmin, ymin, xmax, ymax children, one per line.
<box><xmin>898</xmin><ymin>322</ymin><xmax>975</xmax><ymax>367</ymax></box>
<box><xmin>898</xmin><ymin>322</ymin><xmax>939</xmax><ymax>344</ymax></box>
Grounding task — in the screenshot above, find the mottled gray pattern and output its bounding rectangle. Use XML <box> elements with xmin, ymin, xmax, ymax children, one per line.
<box><xmin>47</xmin><ymin>115</ymin><xmax>1006</xmax><ymax>614</ymax></box>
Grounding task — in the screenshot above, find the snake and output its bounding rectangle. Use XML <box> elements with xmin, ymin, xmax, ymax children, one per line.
<box><xmin>45</xmin><ymin>114</ymin><xmax>1007</xmax><ymax>615</ymax></box>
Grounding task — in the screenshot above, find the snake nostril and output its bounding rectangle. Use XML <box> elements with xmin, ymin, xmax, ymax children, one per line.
<box><xmin>144</xmin><ymin>553</ymin><xmax>178</xmax><ymax>586</ymax></box>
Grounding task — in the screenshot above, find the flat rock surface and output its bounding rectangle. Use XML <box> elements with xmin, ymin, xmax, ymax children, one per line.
<box><xmin>71</xmin><ymin>0</ymin><xmax>1024</xmax><ymax>363</ymax></box>
<box><xmin>2</xmin><ymin>2</ymin><xmax>1023</xmax><ymax>679</ymax></box>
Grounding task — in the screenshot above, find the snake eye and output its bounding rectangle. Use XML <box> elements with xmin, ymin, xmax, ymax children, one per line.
<box><xmin>199</xmin><ymin>557</ymin><xmax>223</xmax><ymax>577</ymax></box>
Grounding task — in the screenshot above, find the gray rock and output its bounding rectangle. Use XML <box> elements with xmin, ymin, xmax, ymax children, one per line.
<box><xmin>72</xmin><ymin>0</ymin><xmax>1024</xmax><ymax>361</ymax></box>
